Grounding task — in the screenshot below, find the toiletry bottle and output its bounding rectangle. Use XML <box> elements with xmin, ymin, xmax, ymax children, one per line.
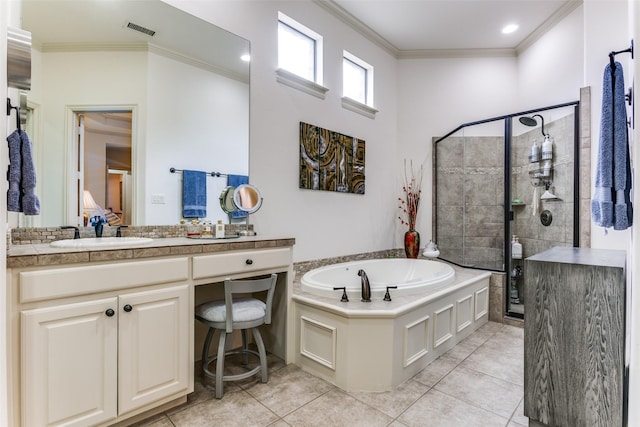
<box><xmin>215</xmin><ymin>220</ymin><xmax>225</xmax><ymax>238</ymax></box>
<box><xmin>529</xmin><ymin>140</ymin><xmax>540</xmax><ymax>162</ymax></box>
<box><xmin>202</xmin><ymin>222</ymin><xmax>213</xmax><ymax>238</ymax></box>
<box><xmin>512</xmin><ymin>236</ymin><xmax>523</xmax><ymax>259</ymax></box>
<box><xmin>541</xmin><ymin>135</ymin><xmax>553</xmax><ymax>160</ymax></box>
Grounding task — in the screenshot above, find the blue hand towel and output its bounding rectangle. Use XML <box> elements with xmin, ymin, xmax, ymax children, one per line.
<box><xmin>227</xmin><ymin>174</ymin><xmax>248</xmax><ymax>219</ymax></box>
<box><xmin>591</xmin><ymin>61</ymin><xmax>633</xmax><ymax>230</ymax></box>
<box><xmin>182</xmin><ymin>170</ymin><xmax>207</xmax><ymax>218</ymax></box>
<box><xmin>6</xmin><ymin>130</ymin><xmax>22</xmax><ymax>212</ymax></box>
<box><xmin>19</xmin><ymin>130</ymin><xmax>40</xmax><ymax>215</ymax></box>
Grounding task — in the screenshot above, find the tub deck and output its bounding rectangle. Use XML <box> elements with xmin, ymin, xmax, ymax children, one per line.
<box><xmin>291</xmin><ymin>263</ymin><xmax>491</xmax><ymax>392</ymax></box>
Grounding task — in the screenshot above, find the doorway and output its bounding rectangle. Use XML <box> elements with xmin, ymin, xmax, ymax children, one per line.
<box><xmin>74</xmin><ymin>110</ymin><xmax>133</xmax><ymax>226</ymax></box>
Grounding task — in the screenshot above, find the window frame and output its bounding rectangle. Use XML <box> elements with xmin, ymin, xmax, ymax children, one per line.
<box><xmin>277</xmin><ymin>12</ymin><xmax>324</xmax><ymax>87</ymax></box>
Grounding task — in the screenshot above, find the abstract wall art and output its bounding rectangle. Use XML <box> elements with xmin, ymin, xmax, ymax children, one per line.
<box><xmin>299</xmin><ymin>122</ymin><xmax>365</xmax><ymax>194</ymax></box>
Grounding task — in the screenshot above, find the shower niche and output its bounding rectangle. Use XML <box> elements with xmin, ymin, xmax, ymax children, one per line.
<box><xmin>433</xmin><ymin>101</ymin><xmax>582</xmax><ymax>319</ymax></box>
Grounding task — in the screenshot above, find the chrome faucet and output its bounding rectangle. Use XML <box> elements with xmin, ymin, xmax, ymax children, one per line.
<box><xmin>357</xmin><ymin>269</ymin><xmax>371</xmax><ymax>302</ymax></box>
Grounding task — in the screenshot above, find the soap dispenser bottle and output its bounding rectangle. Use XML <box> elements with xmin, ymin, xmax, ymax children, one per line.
<box><xmin>511</xmin><ymin>235</ymin><xmax>523</xmax><ymax>259</ymax></box>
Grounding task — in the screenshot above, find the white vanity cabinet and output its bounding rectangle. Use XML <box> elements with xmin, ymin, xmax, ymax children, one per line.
<box><xmin>9</xmin><ymin>257</ymin><xmax>193</xmax><ymax>427</ymax></box>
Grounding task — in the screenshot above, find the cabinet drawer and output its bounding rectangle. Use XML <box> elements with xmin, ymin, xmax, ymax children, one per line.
<box><xmin>20</xmin><ymin>258</ymin><xmax>189</xmax><ymax>303</ymax></box>
<box><xmin>193</xmin><ymin>248</ymin><xmax>291</xmax><ymax>280</ymax></box>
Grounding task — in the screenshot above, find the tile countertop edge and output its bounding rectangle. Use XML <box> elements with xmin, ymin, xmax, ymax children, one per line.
<box><xmin>7</xmin><ymin>236</ymin><xmax>296</xmax><ymax>268</ymax></box>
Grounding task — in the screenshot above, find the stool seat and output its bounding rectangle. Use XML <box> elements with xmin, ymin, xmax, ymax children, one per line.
<box><xmin>196</xmin><ymin>298</ymin><xmax>266</xmax><ymax>324</ymax></box>
<box><xmin>195</xmin><ymin>274</ymin><xmax>277</xmax><ymax>399</ymax></box>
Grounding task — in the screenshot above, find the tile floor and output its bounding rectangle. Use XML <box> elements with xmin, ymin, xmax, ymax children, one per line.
<box><xmin>136</xmin><ymin>321</ymin><xmax>527</xmax><ymax>427</ymax></box>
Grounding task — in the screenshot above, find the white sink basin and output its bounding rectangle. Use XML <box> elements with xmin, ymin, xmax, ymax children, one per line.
<box><xmin>50</xmin><ymin>237</ymin><xmax>154</xmax><ymax>249</ymax></box>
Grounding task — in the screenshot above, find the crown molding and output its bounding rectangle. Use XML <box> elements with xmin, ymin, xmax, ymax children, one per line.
<box><xmin>313</xmin><ymin>0</ymin><xmax>399</xmax><ymax>57</ymax></box>
<box><xmin>398</xmin><ymin>48</ymin><xmax>516</xmax><ymax>59</ymax></box>
<box><xmin>40</xmin><ymin>42</ymin><xmax>148</xmax><ymax>53</ymax></box>
<box><xmin>315</xmin><ymin>0</ymin><xmax>582</xmax><ymax>60</ymax></box>
<box><xmin>516</xmin><ymin>0</ymin><xmax>583</xmax><ymax>54</ymax></box>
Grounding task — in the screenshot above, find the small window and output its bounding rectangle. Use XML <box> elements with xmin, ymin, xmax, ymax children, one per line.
<box><xmin>343</xmin><ymin>51</ymin><xmax>373</xmax><ymax>107</ymax></box>
<box><xmin>278</xmin><ymin>12</ymin><xmax>323</xmax><ymax>85</ymax></box>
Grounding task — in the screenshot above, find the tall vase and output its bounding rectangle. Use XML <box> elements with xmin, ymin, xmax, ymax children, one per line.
<box><xmin>404</xmin><ymin>229</ymin><xmax>420</xmax><ymax>259</ymax></box>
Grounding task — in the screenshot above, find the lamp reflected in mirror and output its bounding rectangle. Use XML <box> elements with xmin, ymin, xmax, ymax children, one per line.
<box><xmin>83</xmin><ymin>190</ymin><xmax>102</xmax><ymax>226</ymax></box>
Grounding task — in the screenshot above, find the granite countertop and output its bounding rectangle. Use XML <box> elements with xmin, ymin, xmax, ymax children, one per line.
<box><xmin>7</xmin><ymin>236</ymin><xmax>296</xmax><ymax>268</ymax></box>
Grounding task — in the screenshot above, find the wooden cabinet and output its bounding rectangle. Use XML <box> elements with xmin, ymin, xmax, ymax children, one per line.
<box><xmin>21</xmin><ymin>285</ymin><xmax>190</xmax><ymax>427</ymax></box>
<box><xmin>22</xmin><ymin>298</ymin><xmax>118</xmax><ymax>427</ymax></box>
<box><xmin>524</xmin><ymin>247</ymin><xmax>627</xmax><ymax>427</ymax></box>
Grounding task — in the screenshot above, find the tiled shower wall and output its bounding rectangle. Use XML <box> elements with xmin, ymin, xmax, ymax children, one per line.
<box><xmin>435</xmin><ymin>97</ymin><xmax>590</xmax><ymax>271</ymax></box>
<box><xmin>511</xmin><ymin>114</ymin><xmax>576</xmax><ymax>258</ymax></box>
<box><xmin>435</xmin><ymin>136</ymin><xmax>505</xmax><ymax>270</ymax></box>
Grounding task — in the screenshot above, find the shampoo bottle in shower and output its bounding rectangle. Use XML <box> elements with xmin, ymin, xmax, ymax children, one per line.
<box><xmin>512</xmin><ymin>235</ymin><xmax>523</xmax><ymax>259</ymax></box>
<box><xmin>529</xmin><ymin>140</ymin><xmax>540</xmax><ymax>162</ymax></box>
<box><xmin>542</xmin><ymin>135</ymin><xmax>553</xmax><ymax>160</ymax></box>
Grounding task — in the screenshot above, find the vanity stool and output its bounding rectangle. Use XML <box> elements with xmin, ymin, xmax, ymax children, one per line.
<box><xmin>195</xmin><ymin>274</ymin><xmax>277</xmax><ymax>399</ymax></box>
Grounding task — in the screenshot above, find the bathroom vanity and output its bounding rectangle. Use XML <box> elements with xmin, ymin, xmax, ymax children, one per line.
<box><xmin>524</xmin><ymin>247</ymin><xmax>627</xmax><ymax>427</ymax></box>
<box><xmin>6</xmin><ymin>236</ymin><xmax>294</xmax><ymax>427</ymax></box>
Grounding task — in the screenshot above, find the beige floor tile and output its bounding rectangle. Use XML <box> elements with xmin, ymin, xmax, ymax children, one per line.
<box><xmin>412</xmin><ymin>355</ymin><xmax>460</xmax><ymax>387</ymax></box>
<box><xmin>348</xmin><ymin>378</ymin><xmax>430</xmax><ymax>418</ymax></box>
<box><xmin>128</xmin><ymin>413</ymin><xmax>173</xmax><ymax>427</ymax></box>
<box><xmin>508</xmin><ymin>421</ymin><xmax>527</xmax><ymax>427</ymax></box>
<box><xmin>510</xmin><ymin>397</ymin><xmax>529</xmax><ymax>425</ymax></box>
<box><xmin>283</xmin><ymin>388</ymin><xmax>393</xmax><ymax>427</ymax></box>
<box><xmin>461</xmin><ymin>345</ymin><xmax>524</xmax><ymax>386</ymax></box>
<box><xmin>434</xmin><ymin>366</ymin><xmax>523</xmax><ymax>418</ymax></box>
<box><xmin>397</xmin><ymin>389</ymin><xmax>509</xmax><ymax>427</ymax></box>
<box><xmin>245</xmin><ymin>364</ymin><xmax>336</xmax><ymax>417</ymax></box>
<box><xmin>169</xmin><ymin>388</ymin><xmax>278</xmax><ymax>427</ymax></box>
<box><xmin>443</xmin><ymin>338</ymin><xmax>479</xmax><ymax>362</ymax></box>
<box><xmin>387</xmin><ymin>421</ymin><xmax>410</xmax><ymax>427</ymax></box>
<box><xmin>479</xmin><ymin>331</ymin><xmax>524</xmax><ymax>358</ymax></box>
<box><xmin>268</xmin><ymin>421</ymin><xmax>292</xmax><ymax>427</ymax></box>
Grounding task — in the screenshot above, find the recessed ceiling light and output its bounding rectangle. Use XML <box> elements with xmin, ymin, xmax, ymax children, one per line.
<box><xmin>241</xmin><ymin>54</ymin><xmax>251</xmax><ymax>62</ymax></box>
<box><xmin>502</xmin><ymin>24</ymin><xmax>519</xmax><ymax>34</ymax></box>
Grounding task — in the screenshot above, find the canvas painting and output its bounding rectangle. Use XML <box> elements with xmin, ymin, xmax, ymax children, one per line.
<box><xmin>299</xmin><ymin>122</ymin><xmax>365</xmax><ymax>194</ymax></box>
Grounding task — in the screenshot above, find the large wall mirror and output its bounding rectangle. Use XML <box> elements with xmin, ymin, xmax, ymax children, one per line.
<box><xmin>16</xmin><ymin>0</ymin><xmax>250</xmax><ymax>228</ymax></box>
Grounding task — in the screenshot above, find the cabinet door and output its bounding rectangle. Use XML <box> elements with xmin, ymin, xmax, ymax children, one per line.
<box><xmin>118</xmin><ymin>284</ymin><xmax>190</xmax><ymax>414</ymax></box>
<box><xmin>21</xmin><ymin>298</ymin><xmax>118</xmax><ymax>427</ymax></box>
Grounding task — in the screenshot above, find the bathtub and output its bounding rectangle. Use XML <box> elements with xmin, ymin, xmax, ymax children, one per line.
<box><xmin>293</xmin><ymin>259</ymin><xmax>491</xmax><ymax>392</ymax></box>
<box><xmin>300</xmin><ymin>258</ymin><xmax>456</xmax><ymax>300</ymax></box>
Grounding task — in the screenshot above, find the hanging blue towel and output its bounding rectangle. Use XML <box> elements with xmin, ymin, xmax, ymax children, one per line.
<box><xmin>227</xmin><ymin>174</ymin><xmax>248</xmax><ymax>219</ymax></box>
<box><xmin>6</xmin><ymin>130</ymin><xmax>22</xmax><ymax>212</ymax></box>
<box><xmin>6</xmin><ymin>129</ymin><xmax>40</xmax><ymax>215</ymax></box>
<box><xmin>20</xmin><ymin>130</ymin><xmax>40</xmax><ymax>215</ymax></box>
<box><xmin>182</xmin><ymin>170</ymin><xmax>207</xmax><ymax>218</ymax></box>
<box><xmin>591</xmin><ymin>61</ymin><xmax>633</xmax><ymax>230</ymax></box>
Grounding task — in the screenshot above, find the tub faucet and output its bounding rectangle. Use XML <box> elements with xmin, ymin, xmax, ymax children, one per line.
<box><xmin>357</xmin><ymin>269</ymin><xmax>371</xmax><ymax>302</ymax></box>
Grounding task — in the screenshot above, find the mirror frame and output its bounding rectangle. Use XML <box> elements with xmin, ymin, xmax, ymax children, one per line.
<box><xmin>233</xmin><ymin>184</ymin><xmax>263</xmax><ymax>214</ymax></box>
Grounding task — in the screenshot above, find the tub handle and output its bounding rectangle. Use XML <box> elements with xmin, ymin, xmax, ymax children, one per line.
<box><xmin>383</xmin><ymin>286</ymin><xmax>398</xmax><ymax>302</ymax></box>
<box><xmin>333</xmin><ymin>287</ymin><xmax>349</xmax><ymax>302</ymax></box>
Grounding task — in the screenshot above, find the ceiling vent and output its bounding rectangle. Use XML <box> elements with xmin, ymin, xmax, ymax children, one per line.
<box><xmin>125</xmin><ymin>22</ymin><xmax>156</xmax><ymax>37</ymax></box>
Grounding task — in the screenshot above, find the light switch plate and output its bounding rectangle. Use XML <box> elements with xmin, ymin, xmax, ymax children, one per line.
<box><xmin>151</xmin><ymin>194</ymin><xmax>165</xmax><ymax>204</ymax></box>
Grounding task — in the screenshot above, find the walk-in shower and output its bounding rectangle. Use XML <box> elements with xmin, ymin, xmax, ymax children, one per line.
<box><xmin>433</xmin><ymin>101</ymin><xmax>583</xmax><ymax>319</ymax></box>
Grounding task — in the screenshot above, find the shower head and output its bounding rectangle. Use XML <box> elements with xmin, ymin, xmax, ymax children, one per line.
<box><xmin>519</xmin><ymin>114</ymin><xmax>549</xmax><ymax>137</ymax></box>
<box><xmin>519</xmin><ymin>116</ymin><xmax>538</xmax><ymax>127</ymax></box>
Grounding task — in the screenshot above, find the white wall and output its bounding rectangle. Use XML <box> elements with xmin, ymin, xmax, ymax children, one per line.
<box><xmin>33</xmin><ymin>50</ymin><xmax>148</xmax><ymax>226</ymax></box>
<box><xmin>145</xmin><ymin>52</ymin><xmax>248</xmax><ymax>225</ymax></box>
<box><xmin>397</xmin><ymin>55</ymin><xmax>519</xmax><ymax>242</ymax></box>
<box><xmin>516</xmin><ymin>5</ymin><xmax>584</xmax><ymax>110</ymax></box>
<box><xmin>584</xmin><ymin>0</ymin><xmax>632</xmax><ymax>250</ymax></box>
<box><xmin>168</xmin><ymin>0</ymin><xmax>400</xmax><ymax>262</ymax></box>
